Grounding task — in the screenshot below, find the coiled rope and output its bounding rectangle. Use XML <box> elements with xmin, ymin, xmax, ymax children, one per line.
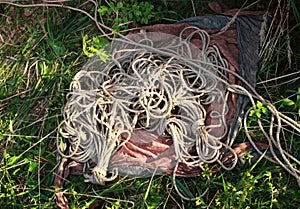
<box><xmin>59</xmin><ymin>26</ymin><xmax>300</xmax><ymax>192</ymax></box>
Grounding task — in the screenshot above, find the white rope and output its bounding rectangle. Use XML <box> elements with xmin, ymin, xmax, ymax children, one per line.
<box><xmin>59</xmin><ymin>28</ymin><xmax>234</xmax><ymax>185</ymax></box>
<box><xmin>59</xmin><ymin>27</ymin><xmax>300</xmax><ymax>190</ymax></box>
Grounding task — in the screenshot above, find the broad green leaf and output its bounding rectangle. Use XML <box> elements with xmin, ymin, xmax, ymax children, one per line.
<box><xmin>117</xmin><ymin>2</ymin><xmax>123</xmax><ymax>8</ymax></box>
<box><xmin>261</xmin><ymin>106</ymin><xmax>268</xmax><ymax>115</ymax></box>
<box><xmin>257</xmin><ymin>101</ymin><xmax>263</xmax><ymax>109</ymax></box>
<box><xmin>249</xmin><ymin>109</ymin><xmax>255</xmax><ymax>117</ymax></box>
<box><xmin>98</xmin><ymin>6</ymin><xmax>108</xmax><ymax>15</ymax></box>
<box><xmin>256</xmin><ymin>111</ymin><xmax>262</xmax><ymax>119</ymax></box>
<box><xmin>282</xmin><ymin>98</ymin><xmax>295</xmax><ymax>106</ymax></box>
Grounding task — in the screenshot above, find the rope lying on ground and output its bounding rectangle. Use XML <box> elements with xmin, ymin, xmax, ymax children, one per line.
<box><xmin>59</xmin><ymin>28</ymin><xmax>237</xmax><ymax>185</ymax></box>
<box><xmin>59</xmin><ymin>27</ymin><xmax>300</xmax><ymax>191</ymax></box>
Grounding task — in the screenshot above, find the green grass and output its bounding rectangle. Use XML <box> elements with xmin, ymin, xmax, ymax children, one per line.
<box><xmin>0</xmin><ymin>0</ymin><xmax>300</xmax><ymax>208</ymax></box>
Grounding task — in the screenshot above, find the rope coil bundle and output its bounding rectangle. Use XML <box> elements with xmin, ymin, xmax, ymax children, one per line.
<box><xmin>59</xmin><ymin>28</ymin><xmax>240</xmax><ymax>185</ymax></box>
<box><xmin>56</xmin><ymin>4</ymin><xmax>300</xmax><ymax>207</ymax></box>
<box><xmin>59</xmin><ymin>27</ymin><xmax>300</xmax><ymax>185</ymax></box>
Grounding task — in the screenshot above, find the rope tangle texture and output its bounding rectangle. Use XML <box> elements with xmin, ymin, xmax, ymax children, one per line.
<box><xmin>59</xmin><ymin>27</ymin><xmax>300</xmax><ymax>192</ymax></box>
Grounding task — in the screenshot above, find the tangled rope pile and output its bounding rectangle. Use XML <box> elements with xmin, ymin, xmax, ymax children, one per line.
<box><xmin>59</xmin><ymin>28</ymin><xmax>238</xmax><ymax>185</ymax></box>
<box><xmin>59</xmin><ymin>27</ymin><xmax>300</xmax><ymax>191</ymax></box>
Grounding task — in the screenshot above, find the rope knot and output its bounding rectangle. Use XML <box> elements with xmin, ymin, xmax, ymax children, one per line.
<box><xmin>92</xmin><ymin>165</ymin><xmax>107</xmax><ymax>176</ymax></box>
<box><xmin>84</xmin><ymin>165</ymin><xmax>118</xmax><ymax>185</ymax></box>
